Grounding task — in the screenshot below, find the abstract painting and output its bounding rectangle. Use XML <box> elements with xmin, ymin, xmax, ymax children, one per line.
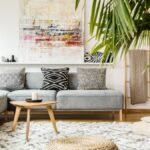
<box><xmin>19</xmin><ymin>0</ymin><xmax>84</xmax><ymax>63</ymax></box>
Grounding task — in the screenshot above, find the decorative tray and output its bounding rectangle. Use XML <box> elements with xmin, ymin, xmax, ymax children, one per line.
<box><xmin>25</xmin><ymin>99</ymin><xmax>43</xmax><ymax>103</ymax></box>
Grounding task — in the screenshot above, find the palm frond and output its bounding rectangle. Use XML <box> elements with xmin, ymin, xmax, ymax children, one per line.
<box><xmin>75</xmin><ymin>0</ymin><xmax>150</xmax><ymax>61</ymax></box>
<box><xmin>130</xmin><ymin>30</ymin><xmax>150</xmax><ymax>50</ymax></box>
<box><xmin>75</xmin><ymin>0</ymin><xmax>80</xmax><ymax>10</ymax></box>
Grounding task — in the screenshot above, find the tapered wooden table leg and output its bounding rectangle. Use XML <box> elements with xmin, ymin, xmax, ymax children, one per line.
<box><xmin>26</xmin><ymin>109</ymin><xmax>31</xmax><ymax>142</ymax></box>
<box><xmin>47</xmin><ymin>106</ymin><xmax>59</xmax><ymax>134</ymax></box>
<box><xmin>11</xmin><ymin>101</ymin><xmax>57</xmax><ymax>142</ymax></box>
<box><xmin>119</xmin><ymin>109</ymin><xmax>123</xmax><ymax>121</ymax></box>
<box><xmin>12</xmin><ymin>107</ymin><xmax>21</xmax><ymax>131</ymax></box>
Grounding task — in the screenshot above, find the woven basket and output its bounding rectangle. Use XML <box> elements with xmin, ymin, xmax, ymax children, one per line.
<box><xmin>46</xmin><ymin>136</ymin><xmax>118</xmax><ymax>150</ymax></box>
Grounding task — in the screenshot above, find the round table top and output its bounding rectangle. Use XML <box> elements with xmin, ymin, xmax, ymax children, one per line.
<box><xmin>10</xmin><ymin>100</ymin><xmax>56</xmax><ymax>108</ymax></box>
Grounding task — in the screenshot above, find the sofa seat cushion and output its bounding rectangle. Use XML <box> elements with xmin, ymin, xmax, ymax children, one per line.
<box><xmin>8</xmin><ymin>90</ymin><xmax>57</xmax><ymax>109</ymax></box>
<box><xmin>8</xmin><ymin>90</ymin><xmax>56</xmax><ymax>101</ymax></box>
<box><xmin>57</xmin><ymin>90</ymin><xmax>123</xmax><ymax>110</ymax></box>
<box><xmin>0</xmin><ymin>90</ymin><xmax>9</xmax><ymax>97</ymax></box>
<box><xmin>0</xmin><ymin>90</ymin><xmax>10</xmax><ymax>112</ymax></box>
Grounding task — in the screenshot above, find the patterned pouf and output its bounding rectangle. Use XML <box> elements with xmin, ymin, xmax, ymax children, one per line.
<box><xmin>46</xmin><ymin>136</ymin><xmax>118</xmax><ymax>150</ymax></box>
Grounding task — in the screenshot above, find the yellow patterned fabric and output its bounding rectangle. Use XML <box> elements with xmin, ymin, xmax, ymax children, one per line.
<box><xmin>46</xmin><ymin>136</ymin><xmax>118</xmax><ymax>150</ymax></box>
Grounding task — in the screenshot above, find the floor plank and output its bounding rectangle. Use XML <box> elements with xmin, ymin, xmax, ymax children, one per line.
<box><xmin>1</xmin><ymin>111</ymin><xmax>150</xmax><ymax>123</ymax></box>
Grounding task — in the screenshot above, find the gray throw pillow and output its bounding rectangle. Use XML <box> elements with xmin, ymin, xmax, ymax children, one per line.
<box><xmin>77</xmin><ymin>68</ymin><xmax>106</xmax><ymax>90</ymax></box>
<box><xmin>0</xmin><ymin>68</ymin><xmax>25</xmax><ymax>90</ymax></box>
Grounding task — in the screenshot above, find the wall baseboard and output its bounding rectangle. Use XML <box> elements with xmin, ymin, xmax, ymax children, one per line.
<box><xmin>125</xmin><ymin>109</ymin><xmax>150</xmax><ymax>113</ymax></box>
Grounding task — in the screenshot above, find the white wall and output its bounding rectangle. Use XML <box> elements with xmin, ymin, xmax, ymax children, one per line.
<box><xmin>0</xmin><ymin>0</ymin><xmax>20</xmax><ymax>58</ymax></box>
<box><xmin>3</xmin><ymin>0</ymin><xmax>149</xmax><ymax>109</ymax></box>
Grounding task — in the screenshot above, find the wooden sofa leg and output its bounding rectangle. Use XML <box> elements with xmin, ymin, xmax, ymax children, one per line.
<box><xmin>119</xmin><ymin>110</ymin><xmax>123</xmax><ymax>121</ymax></box>
<box><xmin>4</xmin><ymin>111</ymin><xmax>8</xmax><ymax>121</ymax></box>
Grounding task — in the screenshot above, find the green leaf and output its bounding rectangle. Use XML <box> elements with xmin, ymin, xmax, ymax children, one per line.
<box><xmin>90</xmin><ymin>41</ymin><xmax>107</xmax><ymax>55</ymax></box>
<box><xmin>90</xmin><ymin>0</ymin><xmax>97</xmax><ymax>34</ymax></box>
<box><xmin>75</xmin><ymin>0</ymin><xmax>80</xmax><ymax>10</ymax></box>
<box><xmin>75</xmin><ymin>0</ymin><xmax>149</xmax><ymax>62</ymax></box>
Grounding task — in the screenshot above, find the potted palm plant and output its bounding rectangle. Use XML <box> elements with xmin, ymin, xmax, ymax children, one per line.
<box><xmin>76</xmin><ymin>0</ymin><xmax>150</xmax><ymax>105</ymax></box>
<box><xmin>76</xmin><ymin>0</ymin><xmax>150</xmax><ymax>61</ymax></box>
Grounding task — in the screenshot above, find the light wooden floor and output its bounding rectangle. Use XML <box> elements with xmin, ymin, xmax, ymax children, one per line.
<box><xmin>122</xmin><ymin>112</ymin><xmax>150</xmax><ymax>122</ymax></box>
<box><xmin>2</xmin><ymin>111</ymin><xmax>150</xmax><ymax>123</ymax></box>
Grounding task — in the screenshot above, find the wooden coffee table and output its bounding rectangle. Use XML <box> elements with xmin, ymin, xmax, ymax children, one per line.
<box><xmin>10</xmin><ymin>101</ymin><xmax>59</xmax><ymax>142</ymax></box>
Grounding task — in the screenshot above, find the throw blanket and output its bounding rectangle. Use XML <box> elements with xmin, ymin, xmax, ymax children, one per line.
<box><xmin>129</xmin><ymin>50</ymin><xmax>148</xmax><ymax>104</ymax></box>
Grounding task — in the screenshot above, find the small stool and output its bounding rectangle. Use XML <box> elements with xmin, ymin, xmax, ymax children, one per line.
<box><xmin>46</xmin><ymin>136</ymin><xmax>118</xmax><ymax>150</ymax></box>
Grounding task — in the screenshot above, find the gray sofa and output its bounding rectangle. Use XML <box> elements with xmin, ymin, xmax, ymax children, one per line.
<box><xmin>0</xmin><ymin>72</ymin><xmax>124</xmax><ymax>120</ymax></box>
<box><xmin>0</xmin><ymin>90</ymin><xmax>9</xmax><ymax>120</ymax></box>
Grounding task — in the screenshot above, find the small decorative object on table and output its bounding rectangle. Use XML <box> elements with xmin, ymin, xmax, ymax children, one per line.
<box><xmin>26</xmin><ymin>92</ymin><xmax>42</xmax><ymax>102</ymax></box>
<box><xmin>32</xmin><ymin>92</ymin><xmax>38</xmax><ymax>100</ymax></box>
<box><xmin>26</xmin><ymin>99</ymin><xmax>43</xmax><ymax>102</ymax></box>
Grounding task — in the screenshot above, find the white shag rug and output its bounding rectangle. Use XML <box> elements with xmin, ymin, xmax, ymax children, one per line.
<box><xmin>0</xmin><ymin>121</ymin><xmax>150</xmax><ymax>150</ymax></box>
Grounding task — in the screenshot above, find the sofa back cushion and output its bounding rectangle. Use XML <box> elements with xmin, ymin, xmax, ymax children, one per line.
<box><xmin>26</xmin><ymin>72</ymin><xmax>78</xmax><ymax>89</ymax></box>
<box><xmin>26</xmin><ymin>72</ymin><xmax>43</xmax><ymax>89</ymax></box>
<box><xmin>68</xmin><ymin>73</ymin><xmax>78</xmax><ymax>89</ymax></box>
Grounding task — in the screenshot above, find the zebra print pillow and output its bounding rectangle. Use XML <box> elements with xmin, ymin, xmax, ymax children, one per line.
<box><xmin>41</xmin><ymin>68</ymin><xmax>69</xmax><ymax>90</ymax></box>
